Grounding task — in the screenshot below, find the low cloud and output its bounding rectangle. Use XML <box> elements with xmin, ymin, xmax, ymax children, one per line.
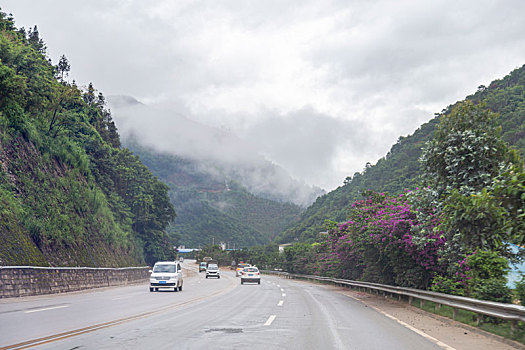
<box><xmin>4</xmin><ymin>0</ymin><xmax>525</xmax><ymax>191</ymax></box>
<box><xmin>109</xmin><ymin>96</ymin><xmax>324</xmax><ymax>206</ymax></box>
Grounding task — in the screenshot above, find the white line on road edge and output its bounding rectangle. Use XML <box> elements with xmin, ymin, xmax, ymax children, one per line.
<box><xmin>264</xmin><ymin>315</ymin><xmax>277</xmax><ymax>326</ymax></box>
<box><xmin>25</xmin><ymin>305</ymin><xmax>70</xmax><ymax>313</ymax></box>
<box><xmin>278</xmin><ymin>300</ymin><xmax>284</xmax><ymax>306</ymax></box>
<box><xmin>339</xmin><ymin>292</ymin><xmax>456</xmax><ymax>350</ymax></box>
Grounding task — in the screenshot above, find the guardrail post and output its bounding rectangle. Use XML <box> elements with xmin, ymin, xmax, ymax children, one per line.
<box><xmin>435</xmin><ymin>303</ymin><xmax>441</xmax><ymax>312</ymax></box>
<box><xmin>511</xmin><ymin>320</ymin><xmax>517</xmax><ymax>336</ymax></box>
<box><xmin>408</xmin><ymin>296</ymin><xmax>413</xmax><ymax>305</ymax></box>
<box><xmin>452</xmin><ymin>307</ymin><xmax>458</xmax><ymax>320</ymax></box>
<box><xmin>475</xmin><ymin>314</ymin><xmax>480</xmax><ymax>326</ymax></box>
<box><xmin>420</xmin><ymin>299</ymin><xmax>425</xmax><ymax>308</ymax></box>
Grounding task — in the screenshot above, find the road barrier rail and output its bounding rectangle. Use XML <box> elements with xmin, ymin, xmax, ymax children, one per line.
<box><xmin>263</xmin><ymin>270</ymin><xmax>525</xmax><ymax>330</ymax></box>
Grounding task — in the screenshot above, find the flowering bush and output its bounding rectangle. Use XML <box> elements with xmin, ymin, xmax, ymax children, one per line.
<box><xmin>320</xmin><ymin>190</ymin><xmax>446</xmax><ymax>288</ymax></box>
<box><xmin>430</xmin><ymin>255</ymin><xmax>471</xmax><ymax>295</ymax></box>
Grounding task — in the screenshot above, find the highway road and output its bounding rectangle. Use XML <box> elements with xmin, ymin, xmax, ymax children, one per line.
<box><xmin>0</xmin><ymin>261</ymin><xmax>444</xmax><ymax>349</ymax></box>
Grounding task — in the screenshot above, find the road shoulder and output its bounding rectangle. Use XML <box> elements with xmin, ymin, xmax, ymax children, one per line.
<box><xmin>336</xmin><ymin>287</ymin><xmax>524</xmax><ymax>350</ymax></box>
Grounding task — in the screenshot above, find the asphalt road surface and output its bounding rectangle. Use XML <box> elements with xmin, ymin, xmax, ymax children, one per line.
<box><xmin>0</xmin><ymin>262</ymin><xmax>443</xmax><ymax>350</ymax></box>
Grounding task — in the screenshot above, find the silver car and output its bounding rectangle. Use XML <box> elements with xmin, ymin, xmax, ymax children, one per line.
<box><xmin>149</xmin><ymin>261</ymin><xmax>183</xmax><ymax>292</ymax></box>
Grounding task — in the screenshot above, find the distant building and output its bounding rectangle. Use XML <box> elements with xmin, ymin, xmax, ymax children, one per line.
<box><xmin>278</xmin><ymin>243</ymin><xmax>292</xmax><ymax>254</ymax></box>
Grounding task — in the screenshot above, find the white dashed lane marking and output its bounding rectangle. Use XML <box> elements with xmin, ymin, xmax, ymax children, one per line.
<box><xmin>264</xmin><ymin>315</ymin><xmax>276</xmax><ymax>326</ymax></box>
<box><xmin>25</xmin><ymin>305</ymin><xmax>70</xmax><ymax>314</ymax></box>
<box><xmin>277</xmin><ymin>300</ymin><xmax>284</xmax><ymax>306</ymax></box>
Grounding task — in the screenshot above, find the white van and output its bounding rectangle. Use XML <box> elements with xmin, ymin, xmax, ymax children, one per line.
<box><xmin>149</xmin><ymin>261</ymin><xmax>183</xmax><ymax>292</ymax></box>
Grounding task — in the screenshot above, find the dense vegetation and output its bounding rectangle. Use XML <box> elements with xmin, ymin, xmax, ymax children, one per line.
<box><xmin>0</xmin><ymin>10</ymin><xmax>175</xmax><ymax>266</ymax></box>
<box><xmin>278</xmin><ymin>64</ymin><xmax>525</xmax><ymax>243</ymax></box>
<box><xmin>203</xmin><ymin>100</ymin><xmax>525</xmax><ymax>308</ymax></box>
<box><xmin>126</xmin><ymin>140</ymin><xmax>302</xmax><ymax>248</ymax></box>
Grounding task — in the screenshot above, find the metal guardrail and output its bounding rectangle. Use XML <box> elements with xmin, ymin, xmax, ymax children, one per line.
<box><xmin>263</xmin><ymin>270</ymin><xmax>525</xmax><ymax>330</ymax></box>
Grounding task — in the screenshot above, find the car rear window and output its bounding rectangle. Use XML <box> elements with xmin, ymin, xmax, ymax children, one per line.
<box><xmin>244</xmin><ymin>267</ymin><xmax>258</xmax><ymax>272</ymax></box>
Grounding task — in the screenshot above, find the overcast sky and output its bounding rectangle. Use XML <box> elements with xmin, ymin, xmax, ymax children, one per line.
<box><xmin>3</xmin><ymin>0</ymin><xmax>525</xmax><ymax>191</ymax></box>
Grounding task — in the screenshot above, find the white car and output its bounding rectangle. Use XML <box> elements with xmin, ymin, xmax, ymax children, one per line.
<box><xmin>240</xmin><ymin>266</ymin><xmax>260</xmax><ymax>284</ymax></box>
<box><xmin>206</xmin><ymin>264</ymin><xmax>220</xmax><ymax>278</ymax></box>
<box><xmin>149</xmin><ymin>261</ymin><xmax>183</xmax><ymax>292</ymax></box>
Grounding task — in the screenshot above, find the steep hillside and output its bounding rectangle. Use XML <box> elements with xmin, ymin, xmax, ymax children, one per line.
<box><xmin>126</xmin><ymin>140</ymin><xmax>302</xmax><ymax>247</ymax></box>
<box><xmin>278</xmin><ymin>64</ymin><xmax>525</xmax><ymax>243</ymax></box>
<box><xmin>0</xmin><ymin>10</ymin><xmax>175</xmax><ymax>266</ymax></box>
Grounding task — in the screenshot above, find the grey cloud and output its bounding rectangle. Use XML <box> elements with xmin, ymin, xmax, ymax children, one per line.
<box><xmin>242</xmin><ymin>108</ymin><xmax>373</xmax><ymax>188</ymax></box>
<box><xmin>3</xmin><ymin>0</ymin><xmax>525</xmax><ymax>191</ymax></box>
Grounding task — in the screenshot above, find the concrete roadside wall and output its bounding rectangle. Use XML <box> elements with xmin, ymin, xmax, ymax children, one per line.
<box><xmin>0</xmin><ymin>266</ymin><xmax>150</xmax><ymax>298</ymax></box>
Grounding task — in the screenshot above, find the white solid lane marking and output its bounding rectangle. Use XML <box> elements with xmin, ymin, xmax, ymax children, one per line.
<box><xmin>264</xmin><ymin>315</ymin><xmax>277</xmax><ymax>326</ymax></box>
<box><xmin>277</xmin><ymin>300</ymin><xmax>284</xmax><ymax>306</ymax></box>
<box><xmin>25</xmin><ymin>305</ymin><xmax>70</xmax><ymax>314</ymax></box>
<box><xmin>380</xmin><ymin>311</ymin><xmax>455</xmax><ymax>350</ymax></box>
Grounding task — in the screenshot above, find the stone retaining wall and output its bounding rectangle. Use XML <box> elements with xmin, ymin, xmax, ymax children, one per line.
<box><xmin>0</xmin><ymin>266</ymin><xmax>150</xmax><ymax>298</ymax></box>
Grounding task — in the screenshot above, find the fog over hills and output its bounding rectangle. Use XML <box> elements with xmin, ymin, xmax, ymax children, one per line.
<box><xmin>108</xmin><ymin>96</ymin><xmax>324</xmax><ymax>206</ymax></box>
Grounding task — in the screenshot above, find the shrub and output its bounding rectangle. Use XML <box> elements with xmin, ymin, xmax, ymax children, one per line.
<box><xmin>431</xmin><ymin>275</ymin><xmax>466</xmax><ymax>296</ymax></box>
<box><xmin>470</xmin><ymin>278</ymin><xmax>512</xmax><ymax>303</ymax></box>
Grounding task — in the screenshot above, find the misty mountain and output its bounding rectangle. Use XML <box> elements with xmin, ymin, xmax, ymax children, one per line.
<box><xmin>107</xmin><ymin>96</ymin><xmax>324</xmax><ymax>206</ymax></box>
<box><xmin>124</xmin><ymin>139</ymin><xmax>303</xmax><ymax>247</ymax></box>
<box><xmin>277</xmin><ymin>64</ymin><xmax>525</xmax><ymax>243</ymax></box>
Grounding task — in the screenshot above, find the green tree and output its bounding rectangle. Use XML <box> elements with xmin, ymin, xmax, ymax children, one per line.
<box><xmin>27</xmin><ymin>25</ymin><xmax>46</xmax><ymax>54</ymax></box>
<box><xmin>420</xmin><ymin>101</ymin><xmax>509</xmax><ymax>196</ymax></box>
<box><xmin>56</xmin><ymin>54</ymin><xmax>70</xmax><ymax>81</ymax></box>
<box><xmin>420</xmin><ymin>101</ymin><xmax>518</xmax><ymax>253</ymax></box>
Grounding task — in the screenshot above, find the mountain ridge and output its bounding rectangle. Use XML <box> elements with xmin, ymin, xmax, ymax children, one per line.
<box><xmin>125</xmin><ymin>139</ymin><xmax>303</xmax><ymax>247</ymax></box>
